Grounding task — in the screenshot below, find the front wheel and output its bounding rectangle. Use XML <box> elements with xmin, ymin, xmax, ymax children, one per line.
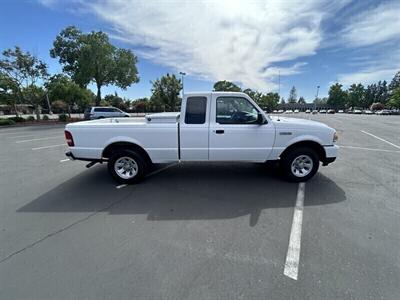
<box><xmin>108</xmin><ymin>149</ymin><xmax>148</xmax><ymax>184</ymax></box>
<box><xmin>281</xmin><ymin>147</ymin><xmax>319</xmax><ymax>182</ymax></box>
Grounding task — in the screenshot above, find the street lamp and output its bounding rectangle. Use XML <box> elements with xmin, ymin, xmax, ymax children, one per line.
<box><xmin>179</xmin><ymin>72</ymin><xmax>186</xmax><ymax>98</ymax></box>
<box><xmin>314</xmin><ymin>85</ymin><xmax>320</xmax><ymax>110</ymax></box>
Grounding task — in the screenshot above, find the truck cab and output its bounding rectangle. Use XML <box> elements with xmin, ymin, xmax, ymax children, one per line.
<box><xmin>179</xmin><ymin>92</ymin><xmax>275</xmax><ymax>161</ymax></box>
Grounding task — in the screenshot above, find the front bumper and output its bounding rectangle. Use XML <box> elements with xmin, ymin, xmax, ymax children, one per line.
<box><xmin>322</xmin><ymin>145</ymin><xmax>339</xmax><ymax>165</ymax></box>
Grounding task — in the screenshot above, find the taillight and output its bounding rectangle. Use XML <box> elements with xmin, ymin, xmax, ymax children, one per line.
<box><xmin>65</xmin><ymin>130</ymin><xmax>74</xmax><ymax>147</ymax></box>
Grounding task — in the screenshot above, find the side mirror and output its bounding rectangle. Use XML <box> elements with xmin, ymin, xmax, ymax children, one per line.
<box><xmin>257</xmin><ymin>113</ymin><xmax>265</xmax><ymax>124</ymax></box>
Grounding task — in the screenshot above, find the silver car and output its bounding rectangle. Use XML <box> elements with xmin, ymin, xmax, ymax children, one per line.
<box><xmin>84</xmin><ymin>107</ymin><xmax>130</xmax><ymax>120</ymax></box>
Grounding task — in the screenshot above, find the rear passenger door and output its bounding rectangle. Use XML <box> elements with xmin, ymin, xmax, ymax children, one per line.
<box><xmin>179</xmin><ymin>95</ymin><xmax>210</xmax><ymax>161</ymax></box>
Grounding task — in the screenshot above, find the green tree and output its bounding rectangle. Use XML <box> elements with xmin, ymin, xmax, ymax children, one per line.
<box><xmin>280</xmin><ymin>97</ymin><xmax>285</xmax><ymax>104</ymax></box>
<box><xmin>132</xmin><ymin>97</ymin><xmax>150</xmax><ymax>113</ymax></box>
<box><xmin>260</xmin><ymin>92</ymin><xmax>280</xmax><ymax>112</ymax></box>
<box><xmin>297</xmin><ymin>96</ymin><xmax>306</xmax><ymax>104</ymax></box>
<box><xmin>46</xmin><ymin>74</ymin><xmax>92</xmax><ymax>116</ymax></box>
<box><xmin>213</xmin><ymin>80</ymin><xmax>241</xmax><ymax>92</ymax></box>
<box><xmin>287</xmin><ymin>86</ymin><xmax>297</xmax><ymax>103</ymax></box>
<box><xmin>243</xmin><ymin>88</ymin><xmax>263</xmax><ymax>103</ymax></box>
<box><xmin>0</xmin><ymin>46</ymin><xmax>48</xmax><ymax>119</ymax></box>
<box><xmin>50</xmin><ymin>26</ymin><xmax>139</xmax><ymax>105</ymax></box>
<box><xmin>388</xmin><ymin>87</ymin><xmax>400</xmax><ymax>108</ymax></box>
<box><xmin>0</xmin><ymin>73</ymin><xmax>19</xmax><ymax>113</ymax></box>
<box><xmin>327</xmin><ymin>83</ymin><xmax>347</xmax><ymax>109</ymax></box>
<box><xmin>150</xmin><ymin>73</ymin><xmax>182</xmax><ymax>111</ymax></box>
<box><xmin>104</xmin><ymin>93</ymin><xmax>128</xmax><ymax>110</ymax></box>
<box><xmin>347</xmin><ymin>83</ymin><xmax>365</xmax><ymax>108</ymax></box>
<box><xmin>389</xmin><ymin>71</ymin><xmax>400</xmax><ymax>93</ymax></box>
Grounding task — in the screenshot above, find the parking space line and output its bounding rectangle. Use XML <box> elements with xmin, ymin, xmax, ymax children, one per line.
<box><xmin>32</xmin><ymin>144</ymin><xmax>66</xmax><ymax>150</ymax></box>
<box><xmin>361</xmin><ymin>130</ymin><xmax>400</xmax><ymax>150</ymax></box>
<box><xmin>116</xmin><ymin>184</ymin><xmax>128</xmax><ymax>189</ymax></box>
<box><xmin>16</xmin><ymin>136</ymin><xmax>61</xmax><ymax>143</ymax></box>
<box><xmin>59</xmin><ymin>159</ymin><xmax>70</xmax><ymax>162</ymax></box>
<box><xmin>284</xmin><ymin>182</ymin><xmax>305</xmax><ymax>281</ymax></box>
<box><xmin>339</xmin><ymin>145</ymin><xmax>400</xmax><ymax>154</ymax></box>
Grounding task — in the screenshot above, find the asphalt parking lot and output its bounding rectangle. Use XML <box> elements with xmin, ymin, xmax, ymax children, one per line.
<box><xmin>0</xmin><ymin>114</ymin><xmax>399</xmax><ymax>300</ymax></box>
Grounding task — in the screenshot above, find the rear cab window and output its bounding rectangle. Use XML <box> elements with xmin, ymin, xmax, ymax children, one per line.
<box><xmin>185</xmin><ymin>97</ymin><xmax>207</xmax><ymax>124</ymax></box>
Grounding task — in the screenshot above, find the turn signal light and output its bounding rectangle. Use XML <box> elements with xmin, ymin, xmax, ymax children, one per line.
<box><xmin>65</xmin><ymin>130</ymin><xmax>74</xmax><ymax>147</ymax></box>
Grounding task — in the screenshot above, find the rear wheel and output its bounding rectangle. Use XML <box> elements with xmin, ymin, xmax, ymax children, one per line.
<box><xmin>281</xmin><ymin>147</ymin><xmax>319</xmax><ymax>182</ymax></box>
<box><xmin>108</xmin><ymin>149</ymin><xmax>148</xmax><ymax>184</ymax></box>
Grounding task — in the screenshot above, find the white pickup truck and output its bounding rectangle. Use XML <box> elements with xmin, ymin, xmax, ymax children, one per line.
<box><xmin>65</xmin><ymin>92</ymin><xmax>338</xmax><ymax>183</ymax></box>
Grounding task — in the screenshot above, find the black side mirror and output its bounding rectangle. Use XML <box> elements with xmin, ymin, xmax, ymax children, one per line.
<box><xmin>257</xmin><ymin>113</ymin><xmax>265</xmax><ymax>124</ymax></box>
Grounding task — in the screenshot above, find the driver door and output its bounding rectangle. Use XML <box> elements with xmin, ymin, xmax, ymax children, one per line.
<box><xmin>208</xmin><ymin>95</ymin><xmax>275</xmax><ymax>161</ymax></box>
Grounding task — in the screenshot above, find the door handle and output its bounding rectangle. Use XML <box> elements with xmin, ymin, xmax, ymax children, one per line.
<box><xmin>215</xmin><ymin>129</ymin><xmax>224</xmax><ymax>134</ymax></box>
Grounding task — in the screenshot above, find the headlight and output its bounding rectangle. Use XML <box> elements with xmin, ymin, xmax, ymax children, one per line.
<box><xmin>333</xmin><ymin>131</ymin><xmax>339</xmax><ymax>142</ymax></box>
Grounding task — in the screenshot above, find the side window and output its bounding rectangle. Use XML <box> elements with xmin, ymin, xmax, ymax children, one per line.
<box><xmin>216</xmin><ymin>97</ymin><xmax>258</xmax><ymax>124</ymax></box>
<box><xmin>185</xmin><ymin>97</ymin><xmax>207</xmax><ymax>124</ymax></box>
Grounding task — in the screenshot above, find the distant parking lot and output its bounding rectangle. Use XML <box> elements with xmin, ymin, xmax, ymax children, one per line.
<box><xmin>0</xmin><ymin>114</ymin><xmax>399</xmax><ymax>299</ymax></box>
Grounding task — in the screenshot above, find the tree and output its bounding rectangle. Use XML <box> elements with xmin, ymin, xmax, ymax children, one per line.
<box><xmin>280</xmin><ymin>97</ymin><xmax>286</xmax><ymax>104</ymax></box>
<box><xmin>0</xmin><ymin>46</ymin><xmax>48</xmax><ymax>119</ymax></box>
<box><xmin>50</xmin><ymin>26</ymin><xmax>139</xmax><ymax>105</ymax></box>
<box><xmin>132</xmin><ymin>97</ymin><xmax>150</xmax><ymax>113</ymax></box>
<box><xmin>347</xmin><ymin>83</ymin><xmax>365</xmax><ymax>108</ymax></box>
<box><xmin>327</xmin><ymin>83</ymin><xmax>347</xmax><ymax>109</ymax></box>
<box><xmin>0</xmin><ymin>73</ymin><xmax>19</xmax><ymax>113</ymax></box>
<box><xmin>104</xmin><ymin>93</ymin><xmax>128</xmax><ymax>110</ymax></box>
<box><xmin>389</xmin><ymin>71</ymin><xmax>400</xmax><ymax>93</ymax></box>
<box><xmin>260</xmin><ymin>92</ymin><xmax>280</xmax><ymax>112</ymax></box>
<box><xmin>150</xmin><ymin>73</ymin><xmax>182</xmax><ymax>111</ymax></box>
<box><xmin>297</xmin><ymin>96</ymin><xmax>306</xmax><ymax>104</ymax></box>
<box><xmin>46</xmin><ymin>74</ymin><xmax>92</xmax><ymax>116</ymax></box>
<box><xmin>287</xmin><ymin>86</ymin><xmax>297</xmax><ymax>103</ymax></box>
<box><xmin>243</xmin><ymin>88</ymin><xmax>263</xmax><ymax>103</ymax></box>
<box><xmin>370</xmin><ymin>102</ymin><xmax>385</xmax><ymax>111</ymax></box>
<box><xmin>213</xmin><ymin>80</ymin><xmax>241</xmax><ymax>92</ymax></box>
<box><xmin>388</xmin><ymin>88</ymin><xmax>400</xmax><ymax>108</ymax></box>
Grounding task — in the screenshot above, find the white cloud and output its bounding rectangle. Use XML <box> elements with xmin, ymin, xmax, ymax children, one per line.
<box><xmin>341</xmin><ymin>1</ymin><xmax>400</xmax><ymax>47</ymax></box>
<box><xmin>61</xmin><ymin>0</ymin><xmax>348</xmax><ymax>92</ymax></box>
<box><xmin>338</xmin><ymin>68</ymin><xmax>398</xmax><ymax>86</ymax></box>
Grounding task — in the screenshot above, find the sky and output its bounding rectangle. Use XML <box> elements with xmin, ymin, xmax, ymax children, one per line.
<box><xmin>1</xmin><ymin>0</ymin><xmax>399</xmax><ymax>102</ymax></box>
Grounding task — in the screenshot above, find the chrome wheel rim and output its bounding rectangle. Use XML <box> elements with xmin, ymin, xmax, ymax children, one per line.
<box><xmin>291</xmin><ymin>155</ymin><xmax>313</xmax><ymax>177</ymax></box>
<box><xmin>114</xmin><ymin>156</ymin><xmax>138</xmax><ymax>179</ymax></box>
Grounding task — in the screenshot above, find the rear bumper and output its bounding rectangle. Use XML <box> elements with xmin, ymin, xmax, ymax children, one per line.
<box><xmin>322</xmin><ymin>145</ymin><xmax>339</xmax><ymax>165</ymax></box>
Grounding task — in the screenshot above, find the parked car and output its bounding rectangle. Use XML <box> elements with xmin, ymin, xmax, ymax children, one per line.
<box><xmin>305</xmin><ymin>109</ymin><xmax>311</xmax><ymax>114</ymax></box>
<box><xmin>272</xmin><ymin>110</ymin><xmax>278</xmax><ymax>113</ymax></box>
<box><xmin>278</xmin><ymin>109</ymin><xmax>284</xmax><ymax>113</ymax></box>
<box><xmin>338</xmin><ymin>110</ymin><xmax>344</xmax><ymax>113</ymax></box>
<box><xmin>285</xmin><ymin>110</ymin><xmax>293</xmax><ymax>114</ymax></box>
<box><xmin>319</xmin><ymin>109</ymin><xmax>327</xmax><ymax>113</ymax></box>
<box><xmin>363</xmin><ymin>110</ymin><xmax>373</xmax><ymax>115</ymax></box>
<box><xmin>294</xmin><ymin>109</ymin><xmax>300</xmax><ymax>113</ymax></box>
<box><xmin>65</xmin><ymin>92</ymin><xmax>338</xmax><ymax>183</ymax></box>
<box><xmin>353</xmin><ymin>109</ymin><xmax>362</xmax><ymax>114</ymax></box>
<box><xmin>376</xmin><ymin>109</ymin><xmax>391</xmax><ymax>115</ymax></box>
<box><xmin>84</xmin><ymin>106</ymin><xmax>130</xmax><ymax>120</ymax></box>
<box><xmin>312</xmin><ymin>110</ymin><xmax>318</xmax><ymax>114</ymax></box>
<box><xmin>327</xmin><ymin>109</ymin><xmax>335</xmax><ymax>114</ymax></box>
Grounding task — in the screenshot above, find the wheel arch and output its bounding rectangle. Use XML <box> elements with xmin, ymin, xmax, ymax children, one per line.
<box><xmin>102</xmin><ymin>141</ymin><xmax>152</xmax><ymax>164</ymax></box>
<box><xmin>279</xmin><ymin>140</ymin><xmax>326</xmax><ymax>162</ymax></box>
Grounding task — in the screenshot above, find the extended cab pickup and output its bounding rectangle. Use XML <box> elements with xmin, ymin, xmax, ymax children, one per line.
<box><xmin>65</xmin><ymin>92</ymin><xmax>338</xmax><ymax>183</ymax></box>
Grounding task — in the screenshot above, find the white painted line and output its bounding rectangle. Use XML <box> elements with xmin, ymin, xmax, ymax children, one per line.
<box><xmin>32</xmin><ymin>144</ymin><xmax>66</xmax><ymax>150</ymax></box>
<box><xmin>361</xmin><ymin>130</ymin><xmax>400</xmax><ymax>150</ymax></box>
<box><xmin>16</xmin><ymin>136</ymin><xmax>61</xmax><ymax>143</ymax></box>
<box><xmin>59</xmin><ymin>158</ymin><xmax>70</xmax><ymax>162</ymax></box>
<box><xmin>339</xmin><ymin>145</ymin><xmax>400</xmax><ymax>154</ymax></box>
<box><xmin>284</xmin><ymin>182</ymin><xmax>305</xmax><ymax>281</ymax></box>
<box><xmin>6</xmin><ymin>135</ymin><xmax>34</xmax><ymax>139</ymax></box>
<box><xmin>116</xmin><ymin>184</ymin><xmax>127</xmax><ymax>189</ymax></box>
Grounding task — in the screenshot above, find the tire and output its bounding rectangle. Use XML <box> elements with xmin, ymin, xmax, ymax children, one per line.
<box><xmin>108</xmin><ymin>149</ymin><xmax>148</xmax><ymax>184</ymax></box>
<box><xmin>281</xmin><ymin>147</ymin><xmax>319</xmax><ymax>182</ymax></box>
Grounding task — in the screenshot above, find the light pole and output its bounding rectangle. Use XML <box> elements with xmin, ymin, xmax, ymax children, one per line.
<box><xmin>179</xmin><ymin>72</ymin><xmax>186</xmax><ymax>98</ymax></box>
<box><xmin>314</xmin><ymin>85</ymin><xmax>320</xmax><ymax>110</ymax></box>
